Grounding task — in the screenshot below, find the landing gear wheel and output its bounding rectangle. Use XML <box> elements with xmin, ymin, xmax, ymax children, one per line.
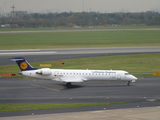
<box><xmin>66</xmin><ymin>82</ymin><xmax>72</xmax><ymax>87</ymax></box>
<box><xmin>127</xmin><ymin>81</ymin><xmax>131</xmax><ymax>86</ymax></box>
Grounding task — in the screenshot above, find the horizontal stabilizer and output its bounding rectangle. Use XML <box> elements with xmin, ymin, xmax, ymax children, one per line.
<box><xmin>10</xmin><ymin>57</ymin><xmax>25</xmax><ymax>61</ymax></box>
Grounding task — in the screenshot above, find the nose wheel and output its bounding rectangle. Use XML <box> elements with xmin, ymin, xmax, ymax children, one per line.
<box><xmin>127</xmin><ymin>81</ymin><xmax>130</xmax><ymax>86</ymax></box>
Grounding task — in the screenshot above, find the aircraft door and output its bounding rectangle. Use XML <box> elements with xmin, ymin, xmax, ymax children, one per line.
<box><xmin>117</xmin><ymin>73</ymin><xmax>121</xmax><ymax>80</ymax></box>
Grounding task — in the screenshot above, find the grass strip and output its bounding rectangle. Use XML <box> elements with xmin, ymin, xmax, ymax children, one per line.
<box><xmin>0</xmin><ymin>102</ymin><xmax>125</xmax><ymax>112</ymax></box>
<box><xmin>0</xmin><ymin>30</ymin><xmax>160</xmax><ymax>49</ymax></box>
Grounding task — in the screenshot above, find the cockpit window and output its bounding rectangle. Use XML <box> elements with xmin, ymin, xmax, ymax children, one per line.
<box><xmin>125</xmin><ymin>73</ymin><xmax>130</xmax><ymax>75</ymax></box>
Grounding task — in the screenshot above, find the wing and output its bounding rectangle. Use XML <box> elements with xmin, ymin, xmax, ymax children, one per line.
<box><xmin>55</xmin><ymin>77</ymin><xmax>87</xmax><ymax>83</ymax></box>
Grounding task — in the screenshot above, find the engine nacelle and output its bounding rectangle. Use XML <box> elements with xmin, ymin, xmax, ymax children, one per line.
<box><xmin>36</xmin><ymin>68</ymin><xmax>52</xmax><ymax>76</ymax></box>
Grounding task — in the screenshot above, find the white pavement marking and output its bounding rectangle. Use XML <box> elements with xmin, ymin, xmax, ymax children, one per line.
<box><xmin>1</xmin><ymin>47</ymin><xmax>160</xmax><ymax>56</ymax></box>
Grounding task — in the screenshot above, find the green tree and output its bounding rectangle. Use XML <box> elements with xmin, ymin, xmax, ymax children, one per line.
<box><xmin>28</xmin><ymin>18</ymin><xmax>37</xmax><ymax>27</ymax></box>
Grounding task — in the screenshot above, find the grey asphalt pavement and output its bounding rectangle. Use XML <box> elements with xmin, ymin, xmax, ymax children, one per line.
<box><xmin>0</xmin><ymin>77</ymin><xmax>160</xmax><ymax>117</ymax></box>
<box><xmin>0</xmin><ymin>28</ymin><xmax>160</xmax><ymax>34</ymax></box>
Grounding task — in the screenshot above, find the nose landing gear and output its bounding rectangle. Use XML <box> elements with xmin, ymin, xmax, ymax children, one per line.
<box><xmin>127</xmin><ymin>81</ymin><xmax>131</xmax><ymax>86</ymax></box>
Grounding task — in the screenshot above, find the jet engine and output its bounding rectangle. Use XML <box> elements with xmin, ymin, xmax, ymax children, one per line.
<box><xmin>36</xmin><ymin>68</ymin><xmax>52</xmax><ymax>76</ymax></box>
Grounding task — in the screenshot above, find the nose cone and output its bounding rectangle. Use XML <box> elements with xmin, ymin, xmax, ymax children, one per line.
<box><xmin>132</xmin><ymin>75</ymin><xmax>137</xmax><ymax>80</ymax></box>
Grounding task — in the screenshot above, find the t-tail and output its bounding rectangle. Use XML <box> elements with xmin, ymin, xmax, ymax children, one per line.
<box><xmin>11</xmin><ymin>57</ymin><xmax>38</xmax><ymax>71</ymax></box>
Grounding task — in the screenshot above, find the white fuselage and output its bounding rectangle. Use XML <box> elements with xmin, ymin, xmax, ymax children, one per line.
<box><xmin>21</xmin><ymin>69</ymin><xmax>137</xmax><ymax>83</ymax></box>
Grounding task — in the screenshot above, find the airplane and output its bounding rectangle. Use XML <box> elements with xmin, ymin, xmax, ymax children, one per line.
<box><xmin>11</xmin><ymin>57</ymin><xmax>137</xmax><ymax>87</ymax></box>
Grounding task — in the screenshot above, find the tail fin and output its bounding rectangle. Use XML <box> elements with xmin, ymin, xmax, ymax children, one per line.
<box><xmin>11</xmin><ymin>57</ymin><xmax>38</xmax><ymax>71</ymax></box>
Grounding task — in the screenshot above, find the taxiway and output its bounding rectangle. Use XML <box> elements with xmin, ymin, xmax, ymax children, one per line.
<box><xmin>0</xmin><ymin>77</ymin><xmax>160</xmax><ymax>117</ymax></box>
<box><xmin>0</xmin><ymin>28</ymin><xmax>160</xmax><ymax>34</ymax></box>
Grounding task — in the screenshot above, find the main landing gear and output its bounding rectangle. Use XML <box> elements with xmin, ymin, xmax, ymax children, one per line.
<box><xmin>66</xmin><ymin>82</ymin><xmax>72</xmax><ymax>87</ymax></box>
<box><xmin>127</xmin><ymin>81</ymin><xmax>131</xmax><ymax>86</ymax></box>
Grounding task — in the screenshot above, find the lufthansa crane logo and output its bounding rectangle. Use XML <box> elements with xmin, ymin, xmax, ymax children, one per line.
<box><xmin>20</xmin><ymin>62</ymin><xmax>28</xmax><ymax>70</ymax></box>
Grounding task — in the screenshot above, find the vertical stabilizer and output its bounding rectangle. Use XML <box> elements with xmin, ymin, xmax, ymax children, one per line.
<box><xmin>11</xmin><ymin>57</ymin><xmax>38</xmax><ymax>71</ymax></box>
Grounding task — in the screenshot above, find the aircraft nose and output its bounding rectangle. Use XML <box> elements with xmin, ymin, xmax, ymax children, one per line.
<box><xmin>132</xmin><ymin>75</ymin><xmax>137</xmax><ymax>80</ymax></box>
